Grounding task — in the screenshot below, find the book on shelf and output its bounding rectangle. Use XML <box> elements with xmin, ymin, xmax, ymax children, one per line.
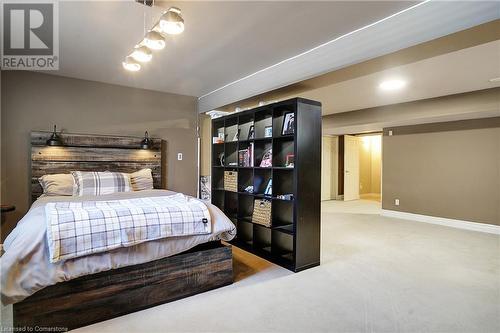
<box><xmin>238</xmin><ymin>143</ymin><xmax>255</xmax><ymax>167</ymax></box>
<box><xmin>238</xmin><ymin>149</ymin><xmax>250</xmax><ymax>167</ymax></box>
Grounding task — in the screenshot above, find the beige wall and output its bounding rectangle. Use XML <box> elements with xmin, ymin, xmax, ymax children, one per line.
<box><xmin>321</xmin><ymin>136</ymin><xmax>338</xmax><ymax>201</ymax></box>
<box><xmin>382</xmin><ymin>118</ymin><xmax>500</xmax><ymax>225</ymax></box>
<box><xmin>1</xmin><ymin>71</ymin><xmax>198</xmax><ymax>237</ymax></box>
<box><xmin>359</xmin><ymin>135</ymin><xmax>381</xmax><ymax>194</ymax></box>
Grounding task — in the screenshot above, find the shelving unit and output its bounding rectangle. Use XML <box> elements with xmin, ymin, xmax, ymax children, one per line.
<box><xmin>211</xmin><ymin>97</ymin><xmax>321</xmax><ymax>272</ymax></box>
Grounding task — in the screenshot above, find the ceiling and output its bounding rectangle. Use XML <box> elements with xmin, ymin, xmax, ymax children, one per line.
<box><xmin>49</xmin><ymin>0</ymin><xmax>418</xmax><ymax>97</ymax></box>
<box><xmin>304</xmin><ymin>40</ymin><xmax>500</xmax><ymax>115</ymax></box>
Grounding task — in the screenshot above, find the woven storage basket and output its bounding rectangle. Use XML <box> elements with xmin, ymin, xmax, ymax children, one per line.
<box><xmin>224</xmin><ymin>171</ymin><xmax>238</xmax><ymax>192</ymax></box>
<box><xmin>252</xmin><ymin>199</ymin><xmax>272</xmax><ymax>227</ymax></box>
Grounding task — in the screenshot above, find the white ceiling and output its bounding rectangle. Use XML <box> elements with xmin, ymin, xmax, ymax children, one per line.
<box><xmin>304</xmin><ymin>40</ymin><xmax>500</xmax><ymax>115</ymax></box>
<box><xmin>50</xmin><ymin>0</ymin><xmax>418</xmax><ymax>97</ymax></box>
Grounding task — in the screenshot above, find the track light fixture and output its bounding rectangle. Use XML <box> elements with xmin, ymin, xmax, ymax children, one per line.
<box><xmin>122</xmin><ymin>5</ymin><xmax>184</xmax><ymax>72</ymax></box>
<box><xmin>122</xmin><ymin>56</ymin><xmax>141</xmax><ymax>72</ymax></box>
<box><xmin>143</xmin><ymin>30</ymin><xmax>166</xmax><ymax>50</ymax></box>
<box><xmin>159</xmin><ymin>7</ymin><xmax>184</xmax><ymax>35</ymax></box>
<box><xmin>130</xmin><ymin>45</ymin><xmax>153</xmax><ymax>63</ymax></box>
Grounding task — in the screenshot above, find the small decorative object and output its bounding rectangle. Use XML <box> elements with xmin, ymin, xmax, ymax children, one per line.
<box><xmin>252</xmin><ymin>199</ymin><xmax>272</xmax><ymax>227</ymax></box>
<box><xmin>233</xmin><ymin>129</ymin><xmax>240</xmax><ymax>141</ymax></box>
<box><xmin>285</xmin><ymin>154</ymin><xmax>295</xmax><ymax>168</ymax></box>
<box><xmin>218</xmin><ymin>152</ymin><xmax>225</xmax><ymax>166</ymax></box>
<box><xmin>264</xmin><ymin>126</ymin><xmax>273</xmax><ymax>138</ymax></box>
<box><xmin>46</xmin><ymin>125</ymin><xmax>62</xmax><ymax>146</ymax></box>
<box><xmin>264</xmin><ymin>179</ymin><xmax>272</xmax><ymax>196</ymax></box>
<box><xmin>244</xmin><ymin>185</ymin><xmax>254</xmax><ymax>193</ymax></box>
<box><xmin>277</xmin><ymin>194</ymin><xmax>294</xmax><ymax>201</ymax></box>
<box><xmin>260</xmin><ymin>148</ymin><xmax>272</xmax><ymax>167</ymax></box>
<box><xmin>200</xmin><ymin>176</ymin><xmax>211</xmax><ymax>200</ymax></box>
<box><xmin>214</xmin><ymin>131</ymin><xmax>224</xmax><ymax>144</ymax></box>
<box><xmin>282</xmin><ymin>112</ymin><xmax>294</xmax><ymax>135</ymax></box>
<box><xmin>224</xmin><ymin>171</ymin><xmax>238</xmax><ymax>192</ymax></box>
<box><xmin>248</xmin><ymin>125</ymin><xmax>255</xmax><ymax>140</ymax></box>
<box><xmin>217</xmin><ymin>130</ymin><xmax>225</xmax><ymax>141</ymax></box>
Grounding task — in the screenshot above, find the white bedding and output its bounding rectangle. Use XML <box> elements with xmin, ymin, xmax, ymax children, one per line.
<box><xmin>0</xmin><ymin>190</ymin><xmax>236</xmax><ymax>305</ymax></box>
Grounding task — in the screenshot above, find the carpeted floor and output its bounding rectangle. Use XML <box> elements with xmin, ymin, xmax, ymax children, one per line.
<box><xmin>4</xmin><ymin>200</ymin><xmax>499</xmax><ymax>332</ymax></box>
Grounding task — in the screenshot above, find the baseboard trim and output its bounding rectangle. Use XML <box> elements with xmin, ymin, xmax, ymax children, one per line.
<box><xmin>381</xmin><ymin>209</ymin><xmax>500</xmax><ymax>235</ymax></box>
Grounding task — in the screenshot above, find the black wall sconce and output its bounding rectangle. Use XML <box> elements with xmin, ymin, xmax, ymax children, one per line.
<box><xmin>46</xmin><ymin>125</ymin><xmax>62</xmax><ymax>146</ymax></box>
<box><xmin>140</xmin><ymin>131</ymin><xmax>151</xmax><ymax>149</ymax></box>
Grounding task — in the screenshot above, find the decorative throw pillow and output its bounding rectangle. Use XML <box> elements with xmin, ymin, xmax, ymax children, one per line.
<box><xmin>72</xmin><ymin>171</ymin><xmax>131</xmax><ymax>196</ymax></box>
<box><xmin>129</xmin><ymin>168</ymin><xmax>154</xmax><ymax>191</ymax></box>
<box><xmin>38</xmin><ymin>174</ymin><xmax>75</xmax><ymax>196</ymax></box>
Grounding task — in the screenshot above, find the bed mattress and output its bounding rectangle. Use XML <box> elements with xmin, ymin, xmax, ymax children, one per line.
<box><xmin>1</xmin><ymin>190</ymin><xmax>235</xmax><ymax>305</ymax></box>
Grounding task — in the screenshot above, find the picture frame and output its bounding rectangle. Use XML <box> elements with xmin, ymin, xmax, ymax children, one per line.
<box><xmin>259</xmin><ymin>148</ymin><xmax>272</xmax><ymax>167</ymax></box>
<box><xmin>264</xmin><ymin>179</ymin><xmax>272</xmax><ymax>196</ymax></box>
<box><xmin>282</xmin><ymin>112</ymin><xmax>294</xmax><ymax>135</ymax></box>
<box><xmin>285</xmin><ymin>154</ymin><xmax>294</xmax><ymax>167</ymax></box>
<box><xmin>264</xmin><ymin>126</ymin><xmax>273</xmax><ymax>138</ymax></box>
<box><xmin>248</xmin><ymin>125</ymin><xmax>255</xmax><ymax>140</ymax></box>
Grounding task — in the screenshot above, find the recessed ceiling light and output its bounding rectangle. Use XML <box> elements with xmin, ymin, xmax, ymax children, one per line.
<box><xmin>379</xmin><ymin>79</ymin><xmax>406</xmax><ymax>91</ymax></box>
<box><xmin>489</xmin><ymin>77</ymin><xmax>500</xmax><ymax>82</ymax></box>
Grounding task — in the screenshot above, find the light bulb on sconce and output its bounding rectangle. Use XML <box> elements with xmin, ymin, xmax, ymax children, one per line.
<box><xmin>140</xmin><ymin>131</ymin><xmax>151</xmax><ymax>149</ymax></box>
<box><xmin>46</xmin><ymin>125</ymin><xmax>63</xmax><ymax>146</ymax></box>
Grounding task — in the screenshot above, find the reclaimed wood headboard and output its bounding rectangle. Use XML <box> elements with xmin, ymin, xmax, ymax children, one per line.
<box><xmin>31</xmin><ymin>131</ymin><xmax>166</xmax><ymax>202</ymax></box>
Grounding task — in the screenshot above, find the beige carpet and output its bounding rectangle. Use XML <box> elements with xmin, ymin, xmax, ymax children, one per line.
<box><xmin>5</xmin><ymin>200</ymin><xmax>500</xmax><ymax>332</ymax></box>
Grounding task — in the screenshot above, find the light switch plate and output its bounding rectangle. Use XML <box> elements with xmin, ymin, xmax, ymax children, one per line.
<box><xmin>388</xmin><ymin>130</ymin><xmax>393</xmax><ymax>136</ymax></box>
<box><xmin>395</xmin><ymin>199</ymin><xmax>400</xmax><ymax>206</ymax></box>
<box><xmin>177</xmin><ymin>153</ymin><xmax>183</xmax><ymax>161</ymax></box>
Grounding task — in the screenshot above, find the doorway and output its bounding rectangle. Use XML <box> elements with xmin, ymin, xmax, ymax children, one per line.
<box><xmin>340</xmin><ymin>133</ymin><xmax>382</xmax><ymax>202</ymax></box>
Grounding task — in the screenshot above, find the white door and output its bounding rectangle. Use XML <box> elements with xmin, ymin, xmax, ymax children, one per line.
<box><xmin>344</xmin><ymin>135</ymin><xmax>360</xmax><ymax>201</ymax></box>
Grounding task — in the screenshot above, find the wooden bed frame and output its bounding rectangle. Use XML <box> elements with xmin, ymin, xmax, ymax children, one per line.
<box><xmin>12</xmin><ymin>131</ymin><xmax>233</xmax><ymax>331</ymax></box>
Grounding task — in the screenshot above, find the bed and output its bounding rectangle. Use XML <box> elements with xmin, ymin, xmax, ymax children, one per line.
<box><xmin>1</xmin><ymin>131</ymin><xmax>236</xmax><ymax>330</ymax></box>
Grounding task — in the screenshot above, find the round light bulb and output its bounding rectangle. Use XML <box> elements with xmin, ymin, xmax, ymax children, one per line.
<box><xmin>122</xmin><ymin>56</ymin><xmax>141</xmax><ymax>71</ymax></box>
<box><xmin>144</xmin><ymin>31</ymin><xmax>166</xmax><ymax>50</ymax></box>
<box><xmin>130</xmin><ymin>45</ymin><xmax>152</xmax><ymax>63</ymax></box>
<box><xmin>160</xmin><ymin>7</ymin><xmax>184</xmax><ymax>35</ymax></box>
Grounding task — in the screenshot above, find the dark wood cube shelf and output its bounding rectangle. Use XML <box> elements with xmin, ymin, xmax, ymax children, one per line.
<box><xmin>211</xmin><ymin>97</ymin><xmax>321</xmax><ymax>272</ymax></box>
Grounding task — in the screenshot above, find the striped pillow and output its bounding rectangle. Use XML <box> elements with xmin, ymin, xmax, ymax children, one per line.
<box><xmin>130</xmin><ymin>168</ymin><xmax>154</xmax><ymax>191</ymax></box>
<box><xmin>72</xmin><ymin>171</ymin><xmax>131</xmax><ymax>196</ymax></box>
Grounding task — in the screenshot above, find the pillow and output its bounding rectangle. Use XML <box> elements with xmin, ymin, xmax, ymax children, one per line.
<box><xmin>72</xmin><ymin>171</ymin><xmax>131</xmax><ymax>196</ymax></box>
<box><xmin>38</xmin><ymin>174</ymin><xmax>75</xmax><ymax>196</ymax></box>
<box><xmin>130</xmin><ymin>168</ymin><xmax>154</xmax><ymax>191</ymax></box>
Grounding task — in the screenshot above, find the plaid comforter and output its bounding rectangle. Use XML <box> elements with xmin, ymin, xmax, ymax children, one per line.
<box><xmin>45</xmin><ymin>194</ymin><xmax>211</xmax><ymax>263</ymax></box>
